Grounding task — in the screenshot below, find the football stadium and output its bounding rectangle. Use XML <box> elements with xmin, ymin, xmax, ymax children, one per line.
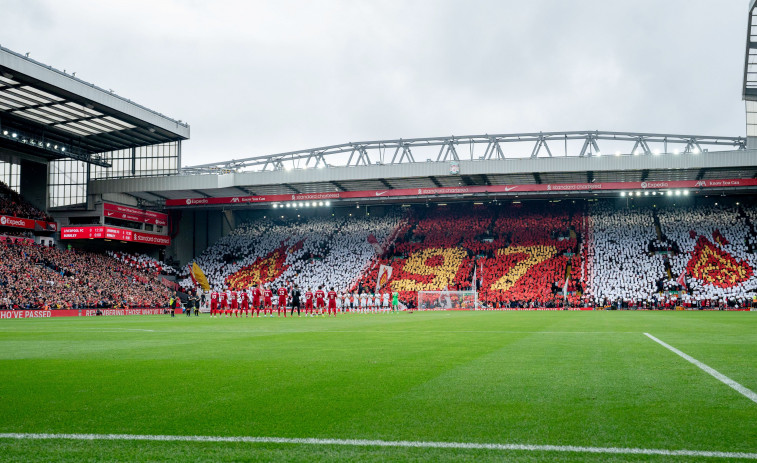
<box><xmin>1</xmin><ymin>2</ymin><xmax>757</xmax><ymax>462</ymax></box>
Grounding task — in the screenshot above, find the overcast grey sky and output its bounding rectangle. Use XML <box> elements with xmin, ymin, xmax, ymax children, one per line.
<box><xmin>0</xmin><ymin>0</ymin><xmax>748</xmax><ymax>166</ymax></box>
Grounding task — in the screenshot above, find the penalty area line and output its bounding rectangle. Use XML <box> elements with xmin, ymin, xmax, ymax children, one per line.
<box><xmin>1</xmin><ymin>433</ymin><xmax>757</xmax><ymax>459</ymax></box>
<box><xmin>644</xmin><ymin>333</ymin><xmax>757</xmax><ymax>405</ymax></box>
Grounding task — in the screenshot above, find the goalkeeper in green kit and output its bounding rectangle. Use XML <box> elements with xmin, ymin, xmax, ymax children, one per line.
<box><xmin>392</xmin><ymin>290</ymin><xmax>399</xmax><ymax>313</ymax></box>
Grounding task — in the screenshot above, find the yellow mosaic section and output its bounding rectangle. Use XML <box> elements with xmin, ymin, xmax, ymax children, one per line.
<box><xmin>489</xmin><ymin>245</ymin><xmax>558</xmax><ymax>292</ymax></box>
<box><xmin>392</xmin><ymin>247</ymin><xmax>467</xmax><ymax>292</ymax></box>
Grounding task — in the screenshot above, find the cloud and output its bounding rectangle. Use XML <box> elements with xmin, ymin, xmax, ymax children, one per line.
<box><xmin>0</xmin><ymin>0</ymin><xmax>746</xmax><ymax>166</ymax></box>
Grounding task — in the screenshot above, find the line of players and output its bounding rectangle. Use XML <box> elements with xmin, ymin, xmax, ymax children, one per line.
<box><xmin>208</xmin><ymin>283</ymin><xmax>394</xmax><ymax>317</ymax></box>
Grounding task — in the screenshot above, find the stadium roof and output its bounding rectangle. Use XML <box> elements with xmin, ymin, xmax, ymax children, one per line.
<box><xmin>90</xmin><ymin>146</ymin><xmax>757</xmax><ymax>206</ymax></box>
<box><xmin>0</xmin><ymin>46</ymin><xmax>189</xmax><ymax>165</ymax></box>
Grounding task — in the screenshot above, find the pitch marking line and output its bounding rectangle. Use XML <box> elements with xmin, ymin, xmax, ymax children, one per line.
<box><xmin>644</xmin><ymin>333</ymin><xmax>757</xmax><ymax>405</ymax></box>
<box><xmin>0</xmin><ymin>433</ymin><xmax>756</xmax><ymax>459</ymax></box>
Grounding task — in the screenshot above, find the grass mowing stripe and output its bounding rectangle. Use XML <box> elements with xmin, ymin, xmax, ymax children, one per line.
<box><xmin>1</xmin><ymin>433</ymin><xmax>756</xmax><ymax>460</ymax></box>
<box><xmin>644</xmin><ymin>332</ymin><xmax>757</xmax><ymax>405</ymax></box>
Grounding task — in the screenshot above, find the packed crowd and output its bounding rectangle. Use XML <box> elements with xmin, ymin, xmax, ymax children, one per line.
<box><xmin>0</xmin><ymin>240</ymin><xmax>173</xmax><ymax>310</ymax></box>
<box><xmin>0</xmin><ymin>180</ymin><xmax>52</xmax><ymax>221</ymax></box>
<box><xmin>354</xmin><ymin>204</ymin><xmax>583</xmax><ymax>307</ymax></box>
<box><xmin>585</xmin><ymin>203</ymin><xmax>757</xmax><ymax>309</ymax></box>
<box><xmin>180</xmin><ymin>214</ymin><xmax>401</xmax><ymax>295</ymax></box>
<box><xmin>586</xmin><ymin>205</ymin><xmax>664</xmax><ymax>304</ymax></box>
<box><xmin>106</xmin><ymin>251</ymin><xmax>178</xmax><ymax>275</ymax></box>
<box><xmin>660</xmin><ymin>205</ymin><xmax>757</xmax><ymax>306</ymax></box>
<box><xmin>121</xmin><ymin>200</ymin><xmax>757</xmax><ymax>312</ymax></box>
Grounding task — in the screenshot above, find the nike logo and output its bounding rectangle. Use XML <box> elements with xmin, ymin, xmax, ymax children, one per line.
<box><xmin>375</xmin><ymin>191</ymin><xmax>388</xmax><ymax>196</ymax></box>
<box><xmin>504</xmin><ymin>186</ymin><xmax>517</xmax><ymax>191</ymax></box>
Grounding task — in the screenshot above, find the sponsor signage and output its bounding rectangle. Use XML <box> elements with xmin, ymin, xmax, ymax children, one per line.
<box><xmin>60</xmin><ymin>226</ymin><xmax>170</xmax><ymax>246</ymax></box>
<box><xmin>0</xmin><ymin>308</ymin><xmax>167</xmax><ymax>319</ymax></box>
<box><xmin>0</xmin><ymin>215</ymin><xmax>57</xmax><ymax>231</ymax></box>
<box><xmin>103</xmin><ymin>203</ymin><xmax>168</xmax><ymax>226</ymax></box>
<box><xmin>165</xmin><ymin>178</ymin><xmax>757</xmax><ymax>207</ymax></box>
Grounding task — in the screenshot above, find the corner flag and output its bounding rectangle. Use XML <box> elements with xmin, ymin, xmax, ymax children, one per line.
<box><xmin>191</xmin><ymin>262</ymin><xmax>210</xmax><ymax>291</ymax></box>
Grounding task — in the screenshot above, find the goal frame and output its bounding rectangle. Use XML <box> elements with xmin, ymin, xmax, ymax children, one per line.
<box><xmin>417</xmin><ymin>290</ymin><xmax>479</xmax><ymax>311</ymax></box>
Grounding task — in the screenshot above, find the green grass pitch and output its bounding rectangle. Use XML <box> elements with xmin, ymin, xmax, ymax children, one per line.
<box><xmin>1</xmin><ymin>311</ymin><xmax>756</xmax><ymax>462</ymax></box>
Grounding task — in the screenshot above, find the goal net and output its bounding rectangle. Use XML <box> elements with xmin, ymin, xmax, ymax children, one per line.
<box><xmin>417</xmin><ymin>290</ymin><xmax>478</xmax><ymax>311</ymax></box>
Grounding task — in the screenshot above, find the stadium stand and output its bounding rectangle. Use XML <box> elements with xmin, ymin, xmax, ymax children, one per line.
<box><xmin>180</xmin><ymin>201</ymin><xmax>757</xmax><ymax>310</ymax></box>
<box><xmin>0</xmin><ymin>239</ymin><xmax>172</xmax><ymax>310</ymax></box>
<box><xmin>179</xmin><ymin>213</ymin><xmax>401</xmax><ymax>293</ymax></box>
<box><xmin>586</xmin><ymin>204</ymin><xmax>665</xmax><ymax>306</ymax></box>
<box><xmin>353</xmin><ymin>203</ymin><xmax>583</xmax><ymax>308</ymax></box>
<box><xmin>659</xmin><ymin>205</ymin><xmax>756</xmax><ymax>308</ymax></box>
<box><xmin>586</xmin><ymin>203</ymin><xmax>757</xmax><ymax>309</ymax></box>
<box><xmin>106</xmin><ymin>251</ymin><xmax>178</xmax><ymax>276</ymax></box>
<box><xmin>0</xmin><ymin>181</ymin><xmax>51</xmax><ymax>222</ymax></box>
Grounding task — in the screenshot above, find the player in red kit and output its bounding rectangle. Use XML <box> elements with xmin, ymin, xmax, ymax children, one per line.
<box><xmin>219</xmin><ymin>290</ymin><xmax>228</xmax><ymax>317</ymax></box>
<box><xmin>210</xmin><ymin>290</ymin><xmax>219</xmax><ymax>317</ymax></box>
<box><xmin>304</xmin><ymin>287</ymin><xmax>314</xmax><ymax>316</ymax></box>
<box><xmin>252</xmin><ymin>283</ymin><xmax>262</xmax><ymax>317</ymax></box>
<box><xmin>277</xmin><ymin>285</ymin><xmax>288</xmax><ymax>317</ymax></box>
<box><xmin>327</xmin><ymin>287</ymin><xmax>337</xmax><ymax>316</ymax></box>
<box><xmin>230</xmin><ymin>290</ymin><xmax>238</xmax><ymax>317</ymax></box>
<box><xmin>315</xmin><ymin>286</ymin><xmax>326</xmax><ymax>317</ymax></box>
<box><xmin>263</xmin><ymin>285</ymin><xmax>273</xmax><ymax>316</ymax></box>
<box><xmin>241</xmin><ymin>289</ymin><xmax>250</xmax><ymax>317</ymax></box>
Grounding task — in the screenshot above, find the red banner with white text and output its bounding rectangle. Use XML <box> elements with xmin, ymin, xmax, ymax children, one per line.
<box><xmin>164</xmin><ymin>178</ymin><xmax>757</xmax><ymax>208</ymax></box>
<box><xmin>0</xmin><ymin>308</ymin><xmax>168</xmax><ymax>319</ymax></box>
<box><xmin>0</xmin><ymin>214</ymin><xmax>57</xmax><ymax>231</ymax></box>
<box><xmin>103</xmin><ymin>203</ymin><xmax>168</xmax><ymax>226</ymax></box>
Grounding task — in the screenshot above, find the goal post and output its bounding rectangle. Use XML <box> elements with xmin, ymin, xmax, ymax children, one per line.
<box><xmin>417</xmin><ymin>290</ymin><xmax>478</xmax><ymax>311</ymax></box>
